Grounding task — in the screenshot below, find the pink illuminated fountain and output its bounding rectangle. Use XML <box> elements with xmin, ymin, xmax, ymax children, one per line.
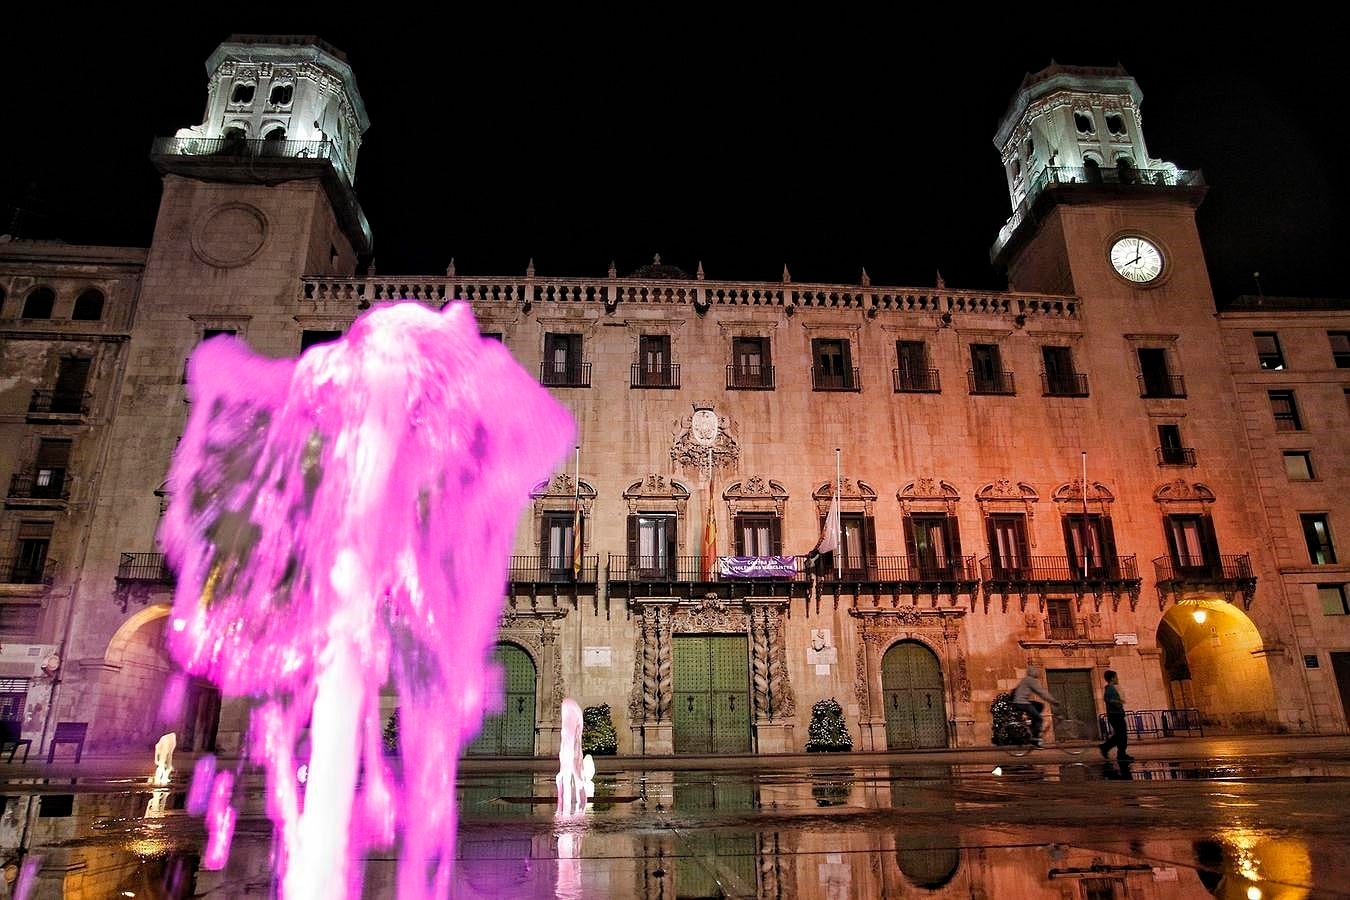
<box><xmin>159</xmin><ymin>301</ymin><xmax>574</xmax><ymax>899</ymax></box>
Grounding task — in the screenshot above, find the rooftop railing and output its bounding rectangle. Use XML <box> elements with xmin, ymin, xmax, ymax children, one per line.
<box><xmin>151</xmin><ymin>136</ymin><xmax>349</xmax><ymax>180</ymax></box>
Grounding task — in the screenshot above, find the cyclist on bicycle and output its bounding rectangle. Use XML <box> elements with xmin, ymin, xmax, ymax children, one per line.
<box><xmin>1012</xmin><ymin>665</ymin><xmax>1059</xmax><ymax>747</ymax></box>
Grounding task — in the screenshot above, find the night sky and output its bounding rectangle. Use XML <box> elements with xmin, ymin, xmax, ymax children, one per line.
<box><xmin>2</xmin><ymin>20</ymin><xmax>1344</xmax><ymax>307</ymax></box>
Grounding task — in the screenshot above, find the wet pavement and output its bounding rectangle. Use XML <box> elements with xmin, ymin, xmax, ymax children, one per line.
<box><xmin>1</xmin><ymin>735</ymin><xmax>1348</xmax><ymax>898</ymax></box>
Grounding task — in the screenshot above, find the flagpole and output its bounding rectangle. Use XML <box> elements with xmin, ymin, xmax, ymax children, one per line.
<box><xmin>1081</xmin><ymin>449</ymin><xmax>1089</xmax><ymax>579</ymax></box>
<box><xmin>572</xmin><ymin>445</ymin><xmax>581</xmax><ymax>581</ymax></box>
<box><xmin>835</xmin><ymin>448</ymin><xmax>842</xmax><ymax>579</ymax></box>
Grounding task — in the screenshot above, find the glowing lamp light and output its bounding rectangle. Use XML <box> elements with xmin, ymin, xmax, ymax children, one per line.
<box><xmin>1192</xmin><ymin>608</ymin><xmax>1208</xmax><ymax>624</ymax></box>
<box><xmin>1246</xmin><ymin>887</ymin><xmax>1262</xmax><ymax>900</ymax></box>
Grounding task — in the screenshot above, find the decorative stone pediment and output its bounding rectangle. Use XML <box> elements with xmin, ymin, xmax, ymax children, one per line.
<box><xmin>1153</xmin><ymin>479</ymin><xmax>1215</xmax><ymax>504</ymax></box>
<box><xmin>724</xmin><ymin>477</ymin><xmax>789</xmax><ymax>517</ymax></box>
<box><xmin>977</xmin><ymin>478</ymin><xmax>1038</xmax><ymax>502</ymax></box>
<box><xmin>530</xmin><ymin>474</ymin><xmax>597</xmax><ymax>517</ymax></box>
<box><xmin>623</xmin><ymin>475</ymin><xmax>690</xmax><ymax>516</ymax></box>
<box><xmin>898</xmin><ymin>478</ymin><xmax>960</xmax><ymax>515</ymax></box>
<box><xmin>812</xmin><ymin>479</ymin><xmax>877</xmax><ymax>516</ymax></box>
<box><xmin>1051</xmin><ymin>479</ymin><xmax>1115</xmax><ymax>506</ymax></box>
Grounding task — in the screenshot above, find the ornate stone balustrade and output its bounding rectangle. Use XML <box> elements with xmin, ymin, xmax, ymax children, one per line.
<box><xmin>300</xmin><ymin>276</ymin><xmax>1079</xmax><ymax>321</ymax></box>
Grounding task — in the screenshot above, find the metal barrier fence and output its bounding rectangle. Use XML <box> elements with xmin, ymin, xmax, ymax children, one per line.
<box><xmin>1098</xmin><ymin>708</ymin><xmax>1204</xmax><ymax>740</ymax></box>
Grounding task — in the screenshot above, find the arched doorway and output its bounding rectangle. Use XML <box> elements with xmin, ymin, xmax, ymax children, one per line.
<box><xmin>467</xmin><ymin>643</ymin><xmax>537</xmax><ymax>756</ymax></box>
<box><xmin>1157</xmin><ymin>601</ymin><xmax>1277</xmax><ymax>730</ymax></box>
<box><xmin>881</xmin><ymin>640</ymin><xmax>948</xmax><ymax>749</ymax></box>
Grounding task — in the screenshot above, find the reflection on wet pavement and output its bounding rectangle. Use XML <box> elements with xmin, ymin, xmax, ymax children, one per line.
<box><xmin>1</xmin><ymin>749</ymin><xmax>1348</xmax><ymax>898</ymax></box>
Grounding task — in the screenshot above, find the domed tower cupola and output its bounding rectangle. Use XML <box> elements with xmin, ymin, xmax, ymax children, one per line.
<box><xmin>171</xmin><ymin>34</ymin><xmax>370</xmax><ymax>185</ymax></box>
<box><xmin>990</xmin><ymin>63</ymin><xmax>1202</xmax><ymax>261</ymax></box>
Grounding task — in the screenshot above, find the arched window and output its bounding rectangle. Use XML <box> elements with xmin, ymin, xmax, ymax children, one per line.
<box><xmin>72</xmin><ymin>289</ymin><xmax>104</xmax><ymax>321</ymax></box>
<box><xmin>22</xmin><ymin>287</ymin><xmax>55</xmax><ymax>319</ymax></box>
<box><xmin>1084</xmin><ymin>157</ymin><xmax>1102</xmax><ymax>183</ymax></box>
<box><xmin>229</xmin><ymin>82</ymin><xmax>256</xmax><ymax>105</ymax></box>
<box><xmin>1073</xmin><ymin>110</ymin><xmax>1095</xmax><ymax>134</ymax></box>
<box><xmin>268</xmin><ymin>83</ymin><xmax>293</xmax><ymax>106</ymax></box>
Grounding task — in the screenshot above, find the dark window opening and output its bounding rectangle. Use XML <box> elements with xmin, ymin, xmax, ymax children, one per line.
<box><xmin>730</xmin><ymin>337</ymin><xmax>772</xmax><ymax>389</ymax></box>
<box><xmin>11</xmin><ymin>521</ymin><xmax>53</xmax><ymax>584</ymax></box>
<box><xmin>540</xmin><ymin>512</ymin><xmax>580</xmax><ymax>580</ymax></box>
<box><xmin>1063</xmin><ymin>514</ymin><xmax>1119</xmax><ymax>578</ymax></box>
<box><xmin>48</xmin><ymin>357</ymin><xmax>92</xmax><ymax>414</ymax></box>
<box><xmin>1137</xmin><ymin>348</ymin><xmax>1181</xmax><ymax>397</ymax></box>
<box><xmin>1041</xmin><ymin>346</ymin><xmax>1084</xmax><ymax>395</ymax></box>
<box><xmin>1073</xmin><ymin>111</ymin><xmax>1095</xmax><ymax>134</ymax></box>
<box><xmin>1254</xmin><ymin>332</ymin><xmax>1285</xmax><ymax>370</ymax></box>
<box><xmin>811</xmin><ymin>338</ymin><xmax>855</xmax><ymax>390</ymax></box>
<box><xmin>1269</xmin><ymin>390</ymin><xmax>1302</xmax><ymax>431</ymax></box>
<box><xmin>733</xmin><ymin>515</ymin><xmax>782</xmax><ymax>558</ymax></box>
<box><xmin>1329</xmin><ymin>331</ymin><xmax>1350</xmax><ymax>368</ymax></box>
<box><xmin>1084</xmin><ymin>158</ymin><xmax>1102</xmax><ymax>182</ymax></box>
<box><xmin>1319</xmin><ymin>584</ymin><xmax>1350</xmax><ymax>615</ymax></box>
<box><xmin>969</xmin><ymin>344</ymin><xmax>1012</xmax><ymax>394</ymax></box>
<box><xmin>543</xmin><ymin>333</ymin><xmax>586</xmax><ymax>386</ymax></box>
<box><xmin>301</xmin><ymin>329</ymin><xmax>342</xmax><ymax>352</ymax></box>
<box><xmin>627</xmin><ymin>514</ymin><xmax>676</xmax><ymax>579</ymax></box>
<box><xmin>21</xmin><ymin>288</ymin><xmax>55</xmax><ymax>319</ymax></box>
<box><xmin>904</xmin><ymin>513</ymin><xmax>963</xmax><ymax>579</ymax></box>
<box><xmin>1156</xmin><ymin>424</ymin><xmax>1193</xmax><ymax>466</ymax></box>
<box><xmin>230</xmin><ymin>82</ymin><xmax>256</xmax><ymax>105</ymax></box>
<box><xmin>480</xmin><ymin>332</ymin><xmax>503</xmax><ymax>342</ymax></box>
<box><xmin>635</xmin><ymin>334</ymin><xmax>675</xmax><ymax>387</ymax></box>
<box><xmin>1302</xmin><ymin>514</ymin><xmax>1337</xmax><ymax>565</ymax></box>
<box><xmin>1164</xmin><ymin>514</ymin><xmax>1221</xmax><ymax>577</ymax></box>
<box><xmin>268</xmin><ymin>83</ymin><xmax>294</xmax><ymax>106</ymax></box>
<box><xmin>1047</xmin><ymin>599</ymin><xmax>1076</xmax><ymax>640</ymax></box>
<box><xmin>72</xmin><ymin>289</ymin><xmax>104</xmax><ymax>321</ymax></box>
<box><xmin>1105</xmin><ymin>112</ymin><xmax>1125</xmax><ymax>135</ymax></box>
<box><xmin>986</xmin><ymin>514</ymin><xmax>1029</xmax><ymax>578</ymax></box>
<box><xmin>895</xmin><ymin>340</ymin><xmax>937</xmax><ymax>392</ymax></box>
<box><xmin>1283</xmin><ymin>451</ymin><xmax>1314</xmax><ymax>480</ymax></box>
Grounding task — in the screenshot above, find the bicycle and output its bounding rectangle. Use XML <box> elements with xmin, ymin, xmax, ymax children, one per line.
<box><xmin>1002</xmin><ymin>707</ymin><xmax>1087</xmax><ymax>758</ymax></box>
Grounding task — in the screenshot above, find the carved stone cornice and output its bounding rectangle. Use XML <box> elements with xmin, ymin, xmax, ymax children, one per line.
<box><xmin>724</xmin><ymin>476</ymin><xmax>789</xmax><ymax>518</ymax></box>
<box><xmin>812</xmin><ymin>479</ymin><xmax>877</xmax><ymax>516</ymax></box>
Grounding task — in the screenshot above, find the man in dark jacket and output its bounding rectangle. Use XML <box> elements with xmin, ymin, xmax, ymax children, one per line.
<box><xmin>1098</xmin><ymin>670</ymin><xmax>1133</xmax><ymax>761</ymax></box>
<box><xmin>1012</xmin><ymin>665</ymin><xmax>1058</xmax><ymax>747</ymax></box>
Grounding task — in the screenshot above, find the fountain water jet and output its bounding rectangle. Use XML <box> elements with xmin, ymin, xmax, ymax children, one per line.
<box><xmin>159</xmin><ymin>301</ymin><xmax>574</xmax><ymax>898</ymax></box>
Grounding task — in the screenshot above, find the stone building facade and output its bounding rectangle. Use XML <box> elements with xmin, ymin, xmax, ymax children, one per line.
<box><xmin>0</xmin><ymin>40</ymin><xmax>1346</xmax><ymax>760</ymax></box>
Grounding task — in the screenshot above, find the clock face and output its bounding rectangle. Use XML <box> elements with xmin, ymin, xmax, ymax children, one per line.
<box><xmin>1110</xmin><ymin>236</ymin><xmax>1164</xmax><ymax>284</ymax></box>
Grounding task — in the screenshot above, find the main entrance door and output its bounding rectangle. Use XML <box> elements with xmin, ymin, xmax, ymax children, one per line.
<box><xmin>673</xmin><ymin>635</ymin><xmax>751</xmax><ymax>754</ymax></box>
<box><xmin>1046</xmin><ymin>668</ymin><xmax>1095</xmax><ymax>741</ymax></box>
<box><xmin>467</xmin><ymin>643</ymin><xmax>536</xmax><ymax>756</ymax></box>
<box><xmin>881</xmin><ymin>641</ymin><xmax>948</xmax><ymax>749</ymax></box>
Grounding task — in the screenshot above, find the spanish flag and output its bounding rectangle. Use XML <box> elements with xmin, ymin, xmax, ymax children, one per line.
<box><xmin>572</xmin><ymin>502</ymin><xmax>582</xmax><ymax>581</ymax></box>
<box><xmin>700</xmin><ymin>477</ymin><xmax>717</xmax><ymax>580</ymax></box>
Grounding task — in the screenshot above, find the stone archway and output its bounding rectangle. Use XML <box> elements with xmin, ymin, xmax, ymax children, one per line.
<box><xmin>1157</xmin><ymin>600</ymin><xmax>1278</xmax><ymax>731</ymax></box>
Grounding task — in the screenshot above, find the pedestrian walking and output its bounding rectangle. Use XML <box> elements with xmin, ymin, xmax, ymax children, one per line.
<box><xmin>1098</xmin><ymin>670</ymin><xmax>1134</xmax><ymax>761</ymax></box>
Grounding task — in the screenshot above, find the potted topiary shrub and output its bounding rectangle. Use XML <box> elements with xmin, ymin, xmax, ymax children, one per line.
<box><xmin>990</xmin><ymin>691</ymin><xmax>1031</xmax><ymax>746</ymax></box>
<box><xmin>805</xmin><ymin>698</ymin><xmax>853</xmax><ymax>752</ymax></box>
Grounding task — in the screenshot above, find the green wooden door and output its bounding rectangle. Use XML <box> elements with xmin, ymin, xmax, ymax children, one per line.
<box><xmin>1046</xmin><ymin>668</ymin><xmax>1095</xmax><ymax>741</ymax></box>
<box><xmin>673</xmin><ymin>635</ymin><xmax>751</xmax><ymax>754</ymax></box>
<box><xmin>882</xmin><ymin>641</ymin><xmax>948</xmax><ymax>749</ymax></box>
<box><xmin>467</xmin><ymin>643</ymin><xmax>536</xmax><ymax>756</ymax></box>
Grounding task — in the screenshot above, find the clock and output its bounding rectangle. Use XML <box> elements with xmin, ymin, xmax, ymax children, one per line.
<box><xmin>1109</xmin><ymin>236</ymin><xmax>1164</xmax><ymax>284</ymax></box>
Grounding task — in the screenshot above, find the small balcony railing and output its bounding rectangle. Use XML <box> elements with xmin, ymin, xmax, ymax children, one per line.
<box><xmin>812</xmin><ymin>366</ymin><xmax>860</xmax><ymax>392</ymax></box>
<box><xmin>1041</xmin><ymin>372</ymin><xmax>1088</xmax><ymax>397</ymax></box>
<box><xmin>981</xmin><ymin>555</ymin><xmax>1139</xmax><ymax>583</ymax></box>
<box><xmin>630</xmin><ymin>364</ymin><xmax>680</xmax><ymax>389</ymax></box>
<box><xmin>812</xmin><ymin>555</ymin><xmax>978</xmax><ymax>583</ymax></box>
<box><xmin>7</xmin><ymin>473</ymin><xmax>69</xmax><ymax>502</ymax></box>
<box><xmin>1153</xmin><ymin>554</ymin><xmax>1253</xmax><ymax>584</ymax></box>
<box><xmin>1156</xmin><ymin>446</ymin><xmax>1197</xmax><ymax>466</ymax></box>
<box><xmin>893</xmin><ymin>368</ymin><xmax>941</xmax><ymax>393</ymax></box>
<box><xmin>1044</xmin><ymin>618</ymin><xmax>1087</xmax><ymax>641</ymax></box>
<box><xmin>116</xmin><ymin>552</ymin><xmax>174</xmax><ymax>584</ymax></box>
<box><xmin>539</xmin><ymin>362</ymin><xmax>591</xmax><ymax>388</ymax></box>
<box><xmin>507</xmin><ymin>555</ymin><xmax>599</xmax><ymax>583</ymax></box>
<box><xmin>607</xmin><ymin>555</ymin><xmax>804</xmax><ymax>583</ymax></box>
<box><xmin>968</xmin><ymin>370</ymin><xmax>1016</xmax><ymax>395</ymax></box>
<box><xmin>1</xmin><ymin>557</ymin><xmax>56</xmax><ymax>585</ymax></box>
<box><xmin>726</xmin><ymin>365</ymin><xmax>775</xmax><ymax>390</ymax></box>
<box><xmin>1138</xmin><ymin>374</ymin><xmax>1187</xmax><ymax>398</ymax></box>
<box><xmin>28</xmin><ymin>390</ymin><xmax>92</xmax><ymax>417</ymax></box>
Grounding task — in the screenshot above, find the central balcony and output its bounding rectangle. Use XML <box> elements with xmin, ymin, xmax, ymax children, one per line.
<box><xmin>1153</xmin><ymin>553</ymin><xmax>1257</xmax><ymax>609</ymax></box>
<box><xmin>812</xmin><ymin>366</ymin><xmax>860</xmax><ymax>392</ymax></box>
<box><xmin>630</xmin><ymin>364</ymin><xmax>680</xmax><ymax>389</ymax></box>
<box><xmin>980</xmin><ymin>555</ymin><xmax>1142</xmax><ymax>611</ymax></box>
<box><xmin>726</xmin><ymin>365</ymin><xmax>775</xmax><ymax>390</ymax></box>
<box><xmin>893</xmin><ymin>368</ymin><xmax>941</xmax><ymax>393</ymax></box>
<box><xmin>969</xmin><ymin>370</ymin><xmax>1016</xmax><ymax>395</ymax></box>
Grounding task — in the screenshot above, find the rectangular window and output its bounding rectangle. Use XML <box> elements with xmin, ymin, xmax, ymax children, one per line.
<box><xmin>1254</xmin><ymin>331</ymin><xmax>1285</xmax><ymax>370</ymax></box>
<box><xmin>0</xmin><ymin>603</ymin><xmax>40</xmax><ymax>638</ymax></box>
<box><xmin>543</xmin><ymin>333</ymin><xmax>586</xmax><ymax>387</ymax></box>
<box><xmin>1164</xmin><ymin>514</ymin><xmax>1220</xmax><ymax>576</ymax></box>
<box><xmin>11</xmin><ymin>521</ymin><xmax>53</xmax><ymax>584</ymax></box>
<box><xmin>836</xmin><ymin>513</ymin><xmax>875</xmax><ymax>576</ymax></box>
<box><xmin>1156</xmin><ymin>424</ymin><xmax>1194</xmax><ymax>466</ymax></box>
<box><xmin>1063</xmin><ymin>514</ymin><xmax>1118</xmax><ymax>578</ymax></box>
<box><xmin>730</xmin><ymin>337</ymin><xmax>772</xmax><ymax>389</ymax></box>
<box><xmin>635</xmin><ymin>334</ymin><xmax>675</xmax><ymax>387</ymax></box>
<box><xmin>628</xmin><ymin>514</ymin><xmax>676</xmax><ymax>578</ymax></box>
<box><xmin>894</xmin><ymin>341</ymin><xmax>937</xmax><ymax>392</ymax></box>
<box><xmin>300</xmin><ymin>329</ymin><xmax>342</xmax><ymax>352</ymax></box>
<box><xmin>733</xmin><ymin>515</ymin><xmax>781</xmax><ymax>557</ymax></box>
<box><xmin>1137</xmin><ymin>348</ymin><xmax>1181</xmax><ymax>397</ymax></box>
<box><xmin>32</xmin><ymin>439</ymin><xmax>72</xmax><ymax>499</ymax></box>
<box><xmin>540</xmin><ymin>512</ymin><xmax>579</xmax><ymax>580</ymax></box>
<box><xmin>480</xmin><ymin>332</ymin><xmax>504</xmax><ymax>342</ymax></box>
<box><xmin>987</xmin><ymin>514</ymin><xmax>1029</xmax><ymax>577</ymax></box>
<box><xmin>907</xmin><ymin>513</ymin><xmax>957</xmax><ymax>578</ymax></box>
<box><xmin>969</xmin><ymin>344</ymin><xmax>1011</xmax><ymax>394</ymax></box>
<box><xmin>1319</xmin><ymin>584</ymin><xmax>1350</xmax><ymax>615</ymax></box>
<box><xmin>1283</xmin><ymin>451</ymin><xmax>1315</xmax><ymax>480</ymax></box>
<box><xmin>1269</xmin><ymin>390</ymin><xmax>1302</xmax><ymax>431</ymax></box>
<box><xmin>811</xmin><ymin>339</ymin><xmax>855</xmax><ymax>390</ymax></box>
<box><xmin>1302</xmin><ymin>513</ymin><xmax>1337</xmax><ymax>565</ymax></box>
<box><xmin>1046</xmin><ymin>599</ymin><xmax>1076</xmax><ymax>640</ymax></box>
<box><xmin>50</xmin><ymin>357</ymin><xmax>92</xmax><ymax>413</ymax></box>
<box><xmin>1041</xmin><ymin>346</ymin><xmax>1084</xmax><ymax>395</ymax></box>
<box><xmin>1329</xmin><ymin>331</ymin><xmax>1350</xmax><ymax>368</ymax></box>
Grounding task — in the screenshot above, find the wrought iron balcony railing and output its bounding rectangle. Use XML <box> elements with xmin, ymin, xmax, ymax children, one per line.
<box><xmin>811</xmin><ymin>366</ymin><xmax>860</xmax><ymax>392</ymax></box>
<box><xmin>1</xmin><ymin>557</ymin><xmax>55</xmax><ymax>585</ymax></box>
<box><xmin>1041</xmin><ymin>372</ymin><xmax>1089</xmax><ymax>397</ymax></box>
<box><xmin>539</xmin><ymin>362</ymin><xmax>591</xmax><ymax>388</ymax></box>
<box><xmin>507</xmin><ymin>555</ymin><xmax>599</xmax><ymax>583</ymax></box>
<box><xmin>28</xmin><ymin>390</ymin><xmax>92</xmax><ymax>416</ymax></box>
<box><xmin>630</xmin><ymin>364</ymin><xmax>680</xmax><ymax>389</ymax></box>
<box><xmin>893</xmin><ymin>368</ymin><xmax>941</xmax><ymax>393</ymax></box>
<box><xmin>812</xmin><ymin>555</ymin><xmax>978</xmax><ymax>583</ymax></box>
<box><xmin>607</xmin><ymin>555</ymin><xmax>803</xmax><ymax>583</ymax></box>
<box><xmin>1153</xmin><ymin>554</ymin><xmax>1253</xmax><ymax>584</ymax></box>
<box><xmin>1044</xmin><ymin>618</ymin><xmax>1087</xmax><ymax>641</ymax></box>
<box><xmin>116</xmin><ymin>552</ymin><xmax>174</xmax><ymax>584</ymax></box>
<box><xmin>968</xmin><ymin>370</ymin><xmax>1016</xmax><ymax>395</ymax></box>
<box><xmin>980</xmin><ymin>555</ymin><xmax>1140</xmax><ymax>583</ymax></box>
<box><xmin>150</xmin><ymin>136</ymin><xmax>348</xmax><ymax>171</ymax></box>
<box><xmin>7</xmin><ymin>473</ymin><xmax>69</xmax><ymax>502</ymax></box>
<box><xmin>1138</xmin><ymin>374</ymin><xmax>1187</xmax><ymax>398</ymax></box>
<box><xmin>726</xmin><ymin>365</ymin><xmax>775</xmax><ymax>390</ymax></box>
<box><xmin>1156</xmin><ymin>446</ymin><xmax>1197</xmax><ymax>466</ymax></box>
